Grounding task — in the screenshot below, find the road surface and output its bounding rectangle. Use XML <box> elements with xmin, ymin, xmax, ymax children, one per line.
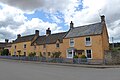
<box><xmin>0</xmin><ymin>60</ymin><xmax>120</xmax><ymax>80</ymax></box>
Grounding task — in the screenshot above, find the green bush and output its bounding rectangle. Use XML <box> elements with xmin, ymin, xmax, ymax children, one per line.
<box><xmin>73</xmin><ymin>55</ymin><xmax>78</xmax><ymax>58</ymax></box>
<box><xmin>1</xmin><ymin>49</ymin><xmax>9</xmax><ymax>56</ymax></box>
<box><xmin>28</xmin><ymin>52</ymin><xmax>36</xmax><ymax>57</ymax></box>
<box><xmin>51</xmin><ymin>51</ymin><xmax>61</xmax><ymax>58</ymax></box>
<box><xmin>80</xmin><ymin>55</ymin><xmax>87</xmax><ymax>59</ymax></box>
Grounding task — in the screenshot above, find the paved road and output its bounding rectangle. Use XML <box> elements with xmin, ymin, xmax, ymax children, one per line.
<box><xmin>0</xmin><ymin>60</ymin><xmax>120</xmax><ymax>80</ymax></box>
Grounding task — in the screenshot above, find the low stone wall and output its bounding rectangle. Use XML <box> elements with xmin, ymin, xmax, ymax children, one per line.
<box><xmin>105</xmin><ymin>50</ymin><xmax>120</xmax><ymax>64</ymax></box>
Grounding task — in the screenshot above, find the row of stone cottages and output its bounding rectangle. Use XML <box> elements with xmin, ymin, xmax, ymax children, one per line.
<box><xmin>0</xmin><ymin>15</ymin><xmax>109</xmax><ymax>60</ymax></box>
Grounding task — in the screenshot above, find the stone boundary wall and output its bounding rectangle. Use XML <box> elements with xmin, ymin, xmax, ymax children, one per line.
<box><xmin>105</xmin><ymin>50</ymin><xmax>120</xmax><ymax>64</ymax></box>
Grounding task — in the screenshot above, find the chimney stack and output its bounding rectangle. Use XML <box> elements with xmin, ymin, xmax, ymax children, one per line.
<box><xmin>101</xmin><ymin>15</ymin><xmax>105</xmax><ymax>22</ymax></box>
<box><xmin>17</xmin><ymin>34</ymin><xmax>21</xmax><ymax>38</ymax></box>
<box><xmin>70</xmin><ymin>21</ymin><xmax>74</xmax><ymax>29</ymax></box>
<box><xmin>5</xmin><ymin>39</ymin><xmax>9</xmax><ymax>43</ymax></box>
<box><xmin>46</xmin><ymin>28</ymin><xmax>51</xmax><ymax>36</ymax></box>
<box><xmin>35</xmin><ymin>30</ymin><xmax>39</xmax><ymax>36</ymax></box>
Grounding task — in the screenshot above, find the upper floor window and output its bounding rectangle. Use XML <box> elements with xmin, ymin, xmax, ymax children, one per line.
<box><xmin>56</xmin><ymin>43</ymin><xmax>60</xmax><ymax>48</ymax></box>
<box><xmin>70</xmin><ymin>38</ymin><xmax>74</xmax><ymax>47</ymax></box>
<box><xmin>24</xmin><ymin>44</ymin><xmax>26</xmax><ymax>48</ymax></box>
<box><xmin>15</xmin><ymin>45</ymin><xmax>16</xmax><ymax>49</ymax></box>
<box><xmin>85</xmin><ymin>37</ymin><xmax>91</xmax><ymax>46</ymax></box>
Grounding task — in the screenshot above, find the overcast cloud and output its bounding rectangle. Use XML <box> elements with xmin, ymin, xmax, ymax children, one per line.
<box><xmin>0</xmin><ymin>0</ymin><xmax>120</xmax><ymax>42</ymax></box>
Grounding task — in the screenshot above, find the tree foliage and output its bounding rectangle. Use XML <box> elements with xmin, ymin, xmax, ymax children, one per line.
<box><xmin>80</xmin><ymin>55</ymin><xmax>87</xmax><ymax>59</ymax></box>
<box><xmin>1</xmin><ymin>49</ymin><xmax>9</xmax><ymax>56</ymax></box>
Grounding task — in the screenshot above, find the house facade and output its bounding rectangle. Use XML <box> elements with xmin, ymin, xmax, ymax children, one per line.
<box><xmin>10</xmin><ymin>30</ymin><xmax>39</xmax><ymax>56</ymax></box>
<box><xmin>10</xmin><ymin>15</ymin><xmax>109</xmax><ymax>60</ymax></box>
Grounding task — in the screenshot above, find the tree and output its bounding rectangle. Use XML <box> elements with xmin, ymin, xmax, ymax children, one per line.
<box><xmin>1</xmin><ymin>49</ymin><xmax>9</xmax><ymax>56</ymax></box>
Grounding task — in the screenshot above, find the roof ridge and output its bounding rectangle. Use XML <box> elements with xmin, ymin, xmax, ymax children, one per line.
<box><xmin>20</xmin><ymin>34</ymin><xmax>35</xmax><ymax>38</ymax></box>
<box><xmin>38</xmin><ymin>32</ymin><xmax>67</xmax><ymax>37</ymax></box>
<box><xmin>75</xmin><ymin>22</ymin><xmax>101</xmax><ymax>28</ymax></box>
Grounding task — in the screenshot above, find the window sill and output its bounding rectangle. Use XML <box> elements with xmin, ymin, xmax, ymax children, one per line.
<box><xmin>85</xmin><ymin>44</ymin><xmax>92</xmax><ymax>47</ymax></box>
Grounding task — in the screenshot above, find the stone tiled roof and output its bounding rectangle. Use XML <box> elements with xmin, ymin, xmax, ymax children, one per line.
<box><xmin>65</xmin><ymin>22</ymin><xmax>103</xmax><ymax>38</ymax></box>
<box><xmin>5</xmin><ymin>43</ymin><xmax>12</xmax><ymax>48</ymax></box>
<box><xmin>0</xmin><ymin>42</ymin><xmax>6</xmax><ymax>48</ymax></box>
<box><xmin>14</xmin><ymin>34</ymin><xmax>35</xmax><ymax>43</ymax></box>
<box><xmin>34</xmin><ymin>32</ymin><xmax>67</xmax><ymax>45</ymax></box>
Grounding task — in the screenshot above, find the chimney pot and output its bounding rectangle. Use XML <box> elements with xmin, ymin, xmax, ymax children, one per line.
<box><xmin>101</xmin><ymin>15</ymin><xmax>105</xmax><ymax>22</ymax></box>
<box><xmin>17</xmin><ymin>34</ymin><xmax>21</xmax><ymax>38</ymax></box>
<box><xmin>46</xmin><ymin>28</ymin><xmax>51</xmax><ymax>36</ymax></box>
<box><xmin>70</xmin><ymin>21</ymin><xmax>74</xmax><ymax>29</ymax></box>
<box><xmin>35</xmin><ymin>30</ymin><xmax>39</xmax><ymax>36</ymax></box>
<box><xmin>5</xmin><ymin>39</ymin><xmax>9</xmax><ymax>43</ymax></box>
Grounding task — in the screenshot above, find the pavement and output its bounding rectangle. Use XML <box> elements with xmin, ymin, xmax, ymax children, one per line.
<box><xmin>0</xmin><ymin>58</ymin><xmax>120</xmax><ymax>69</ymax></box>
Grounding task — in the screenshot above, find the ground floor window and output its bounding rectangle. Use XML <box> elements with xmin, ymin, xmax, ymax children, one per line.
<box><xmin>86</xmin><ymin>49</ymin><xmax>92</xmax><ymax>59</ymax></box>
<box><xmin>48</xmin><ymin>52</ymin><xmax>51</xmax><ymax>57</ymax></box>
<box><xmin>43</xmin><ymin>52</ymin><xmax>46</xmax><ymax>57</ymax></box>
<box><xmin>67</xmin><ymin>50</ymin><xmax>74</xmax><ymax>58</ymax></box>
<box><xmin>24</xmin><ymin>52</ymin><xmax>26</xmax><ymax>56</ymax></box>
<box><xmin>68</xmin><ymin>51</ymin><xmax>72</xmax><ymax>58</ymax></box>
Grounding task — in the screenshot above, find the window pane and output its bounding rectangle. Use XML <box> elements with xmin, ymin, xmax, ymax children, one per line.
<box><xmin>87</xmin><ymin>53</ymin><xmax>91</xmax><ymax>58</ymax></box>
<box><xmin>68</xmin><ymin>52</ymin><xmax>72</xmax><ymax>57</ymax></box>
<box><xmin>56</xmin><ymin>43</ymin><xmax>59</xmax><ymax>48</ymax></box>
<box><xmin>70</xmin><ymin>38</ymin><xmax>74</xmax><ymax>47</ymax></box>
<box><xmin>85</xmin><ymin>37</ymin><xmax>91</xmax><ymax>46</ymax></box>
<box><xmin>86</xmin><ymin>50</ymin><xmax>92</xmax><ymax>58</ymax></box>
<box><xmin>86</xmin><ymin>37</ymin><xmax>90</xmax><ymax>41</ymax></box>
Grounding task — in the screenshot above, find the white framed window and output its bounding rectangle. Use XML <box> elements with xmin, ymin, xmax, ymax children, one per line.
<box><xmin>67</xmin><ymin>50</ymin><xmax>74</xmax><ymax>58</ymax></box>
<box><xmin>24</xmin><ymin>44</ymin><xmax>26</xmax><ymax>48</ymax></box>
<box><xmin>85</xmin><ymin>37</ymin><xmax>91</xmax><ymax>46</ymax></box>
<box><xmin>70</xmin><ymin>38</ymin><xmax>74</xmax><ymax>47</ymax></box>
<box><xmin>86</xmin><ymin>49</ymin><xmax>92</xmax><ymax>59</ymax></box>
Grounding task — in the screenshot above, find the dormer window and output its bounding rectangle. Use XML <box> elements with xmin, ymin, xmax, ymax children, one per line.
<box><xmin>85</xmin><ymin>37</ymin><xmax>91</xmax><ymax>46</ymax></box>
<box><xmin>43</xmin><ymin>44</ymin><xmax>46</xmax><ymax>49</ymax></box>
<box><xmin>70</xmin><ymin>38</ymin><xmax>74</xmax><ymax>47</ymax></box>
<box><xmin>56</xmin><ymin>43</ymin><xmax>60</xmax><ymax>48</ymax></box>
